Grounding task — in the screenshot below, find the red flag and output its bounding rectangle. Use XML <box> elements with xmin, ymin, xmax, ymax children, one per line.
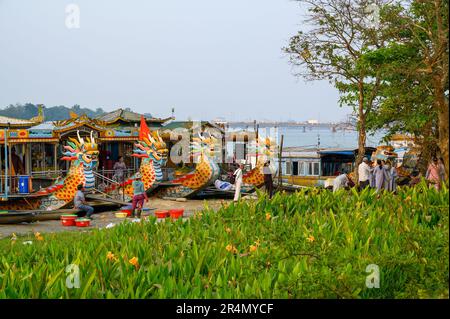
<box><xmin>139</xmin><ymin>115</ymin><xmax>150</xmax><ymax>140</ymax></box>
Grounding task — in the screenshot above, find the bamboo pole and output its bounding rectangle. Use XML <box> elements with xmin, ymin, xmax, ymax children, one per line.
<box><xmin>278</xmin><ymin>134</ymin><xmax>284</xmax><ymax>189</ymax></box>
<box><xmin>255</xmin><ymin>123</ymin><xmax>259</xmax><ymax>165</ymax></box>
<box><xmin>3</xmin><ymin>128</ymin><xmax>8</xmax><ymax>198</ymax></box>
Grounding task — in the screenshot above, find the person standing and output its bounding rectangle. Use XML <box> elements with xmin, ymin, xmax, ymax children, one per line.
<box><xmin>383</xmin><ymin>160</ymin><xmax>392</xmax><ymax>190</ymax></box>
<box><xmin>131</xmin><ymin>173</ymin><xmax>148</xmax><ymax>218</ymax></box>
<box><xmin>426</xmin><ymin>156</ymin><xmax>444</xmax><ymax>191</ymax></box>
<box><xmin>374</xmin><ymin>160</ymin><xmax>388</xmax><ymax>192</ymax></box>
<box><xmin>10</xmin><ymin>147</ymin><xmax>25</xmax><ymax>175</ymax></box>
<box><xmin>263</xmin><ymin>161</ymin><xmax>274</xmax><ymax>198</ymax></box>
<box><xmin>74</xmin><ymin>184</ymin><xmax>94</xmax><ymax>219</ymax></box>
<box><xmin>233</xmin><ymin>163</ymin><xmax>244</xmax><ymax>202</ymax></box>
<box><xmin>113</xmin><ymin>156</ymin><xmax>127</xmax><ymax>182</ymax></box>
<box><xmin>358</xmin><ymin>157</ymin><xmax>371</xmax><ymax>189</ymax></box>
<box><xmin>369</xmin><ymin>161</ymin><xmax>376</xmax><ymax>188</ymax></box>
<box><xmin>385</xmin><ymin>160</ymin><xmax>397</xmax><ymax>192</ymax></box>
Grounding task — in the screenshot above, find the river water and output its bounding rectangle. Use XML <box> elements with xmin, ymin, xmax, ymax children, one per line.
<box><xmin>229</xmin><ymin>125</ymin><xmax>387</xmax><ymax>149</ymax></box>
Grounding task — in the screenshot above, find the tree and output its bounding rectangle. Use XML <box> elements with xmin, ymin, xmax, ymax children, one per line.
<box><xmin>402</xmin><ymin>0</ymin><xmax>449</xmax><ymax>176</ymax></box>
<box><xmin>284</xmin><ymin>0</ymin><xmax>391</xmax><ymax>182</ymax></box>
<box><xmin>362</xmin><ymin>0</ymin><xmax>448</xmax><ymax>175</ymax></box>
<box><xmin>363</xmin><ymin>42</ymin><xmax>439</xmax><ymax>173</ymax></box>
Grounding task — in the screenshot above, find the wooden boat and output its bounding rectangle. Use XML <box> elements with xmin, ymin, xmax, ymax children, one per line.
<box><xmin>280</xmin><ymin>147</ymin><xmax>376</xmax><ymax>188</ymax></box>
<box><xmin>0</xmin><ymin>208</ymin><xmax>79</xmax><ymax>224</ymax></box>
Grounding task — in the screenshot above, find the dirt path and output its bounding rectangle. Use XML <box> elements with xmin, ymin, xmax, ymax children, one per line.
<box><xmin>0</xmin><ymin>198</ymin><xmax>230</xmax><ymax>239</ymax></box>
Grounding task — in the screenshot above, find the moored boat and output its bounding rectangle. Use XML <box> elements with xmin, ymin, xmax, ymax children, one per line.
<box><xmin>280</xmin><ymin>147</ymin><xmax>376</xmax><ymax>188</ymax></box>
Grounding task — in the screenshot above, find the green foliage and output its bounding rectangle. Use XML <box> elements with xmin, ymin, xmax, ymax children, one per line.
<box><xmin>0</xmin><ymin>184</ymin><xmax>448</xmax><ymax>298</ymax></box>
<box><xmin>0</xmin><ymin>103</ymin><xmax>105</xmax><ymax>121</ymax></box>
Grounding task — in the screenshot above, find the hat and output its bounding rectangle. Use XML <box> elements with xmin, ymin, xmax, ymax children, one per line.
<box><xmin>134</xmin><ymin>172</ymin><xmax>142</xmax><ymax>179</ymax></box>
<box><xmin>362</xmin><ymin>157</ymin><xmax>369</xmax><ymax>162</ymax></box>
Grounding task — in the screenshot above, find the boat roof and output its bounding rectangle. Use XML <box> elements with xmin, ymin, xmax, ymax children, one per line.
<box><xmin>162</xmin><ymin>120</ymin><xmax>225</xmax><ymax>133</ymax></box>
<box><xmin>0</xmin><ymin>115</ymin><xmax>41</xmax><ymax>127</ymax></box>
<box><xmin>282</xmin><ymin>147</ymin><xmax>376</xmax><ymax>158</ymax></box>
<box><xmin>282</xmin><ymin>151</ymin><xmax>320</xmax><ymax>158</ymax></box>
<box><xmin>29</xmin><ymin>121</ymin><xmax>55</xmax><ymax>130</ymax></box>
<box><xmin>96</xmin><ymin>108</ymin><xmax>172</xmax><ymax>124</ymax></box>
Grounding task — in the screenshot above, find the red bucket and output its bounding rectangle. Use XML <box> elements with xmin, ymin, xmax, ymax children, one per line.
<box><xmin>75</xmin><ymin>218</ymin><xmax>90</xmax><ymax>227</ymax></box>
<box><xmin>155</xmin><ymin>210</ymin><xmax>169</xmax><ymax>218</ymax></box>
<box><xmin>169</xmin><ymin>209</ymin><xmax>184</xmax><ymax>219</ymax></box>
<box><xmin>61</xmin><ymin>214</ymin><xmax>77</xmax><ymax>226</ymax></box>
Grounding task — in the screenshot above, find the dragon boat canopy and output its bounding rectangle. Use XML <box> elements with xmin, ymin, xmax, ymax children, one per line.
<box><xmin>0</xmin><ymin>108</ymin><xmax>173</xmax><ymax>197</ymax></box>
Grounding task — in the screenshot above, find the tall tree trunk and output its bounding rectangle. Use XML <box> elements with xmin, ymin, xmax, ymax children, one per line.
<box><xmin>436</xmin><ymin>87</ymin><xmax>449</xmax><ymax>178</ymax></box>
<box><xmin>416</xmin><ymin>122</ymin><xmax>439</xmax><ymax>175</ymax></box>
<box><xmin>354</xmin><ymin>81</ymin><xmax>366</xmax><ymax>185</ymax></box>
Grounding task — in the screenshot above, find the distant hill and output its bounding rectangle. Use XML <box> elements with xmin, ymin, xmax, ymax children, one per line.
<box><xmin>0</xmin><ymin>103</ymin><xmax>105</xmax><ymax>121</ymax></box>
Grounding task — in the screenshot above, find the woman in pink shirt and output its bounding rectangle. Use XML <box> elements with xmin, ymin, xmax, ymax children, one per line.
<box><xmin>426</xmin><ymin>157</ymin><xmax>444</xmax><ymax>191</ymax></box>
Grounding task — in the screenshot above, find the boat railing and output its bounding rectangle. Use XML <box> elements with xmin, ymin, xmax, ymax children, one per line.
<box><xmin>0</xmin><ymin>167</ymin><xmax>173</xmax><ymax>198</ymax></box>
<box><xmin>0</xmin><ymin>175</ymin><xmax>34</xmax><ymax>197</ymax></box>
<box><xmin>31</xmin><ymin>169</ymin><xmax>70</xmax><ymax>178</ymax></box>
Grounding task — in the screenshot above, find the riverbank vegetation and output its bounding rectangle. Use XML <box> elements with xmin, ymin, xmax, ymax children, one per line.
<box><xmin>0</xmin><ymin>184</ymin><xmax>448</xmax><ymax>298</ymax></box>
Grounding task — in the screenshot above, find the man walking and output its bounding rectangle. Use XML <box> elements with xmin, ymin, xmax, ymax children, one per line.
<box><xmin>358</xmin><ymin>157</ymin><xmax>371</xmax><ymax>189</ymax></box>
<box><xmin>233</xmin><ymin>163</ymin><xmax>244</xmax><ymax>202</ymax></box>
<box><xmin>263</xmin><ymin>161</ymin><xmax>274</xmax><ymax>198</ymax></box>
<box><xmin>74</xmin><ymin>184</ymin><xmax>94</xmax><ymax>219</ymax></box>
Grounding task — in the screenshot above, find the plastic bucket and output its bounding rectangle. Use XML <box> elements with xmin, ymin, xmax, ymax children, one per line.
<box><xmin>75</xmin><ymin>218</ymin><xmax>90</xmax><ymax>227</ymax></box>
<box><xmin>169</xmin><ymin>209</ymin><xmax>184</xmax><ymax>219</ymax></box>
<box><xmin>18</xmin><ymin>176</ymin><xmax>30</xmax><ymax>194</ymax></box>
<box><xmin>61</xmin><ymin>214</ymin><xmax>77</xmax><ymax>226</ymax></box>
<box><xmin>154</xmin><ymin>210</ymin><xmax>169</xmax><ymax>218</ymax></box>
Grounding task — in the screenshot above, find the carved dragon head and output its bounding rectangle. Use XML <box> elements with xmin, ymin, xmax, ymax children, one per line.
<box><xmin>62</xmin><ymin>130</ymin><xmax>99</xmax><ymax>170</ymax></box>
<box><xmin>191</xmin><ymin>131</ymin><xmax>220</xmax><ymax>159</ymax></box>
<box><xmin>248</xmin><ymin>136</ymin><xmax>276</xmax><ymax>165</ymax></box>
<box><xmin>133</xmin><ymin>130</ymin><xmax>169</xmax><ymax>166</ymax></box>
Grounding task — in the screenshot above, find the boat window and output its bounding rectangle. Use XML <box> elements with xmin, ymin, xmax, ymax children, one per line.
<box><xmin>292</xmin><ymin>161</ymin><xmax>298</xmax><ymax>176</ymax></box>
<box><xmin>306</xmin><ymin>162</ymin><xmax>320</xmax><ymax>176</ymax></box>
<box><xmin>313</xmin><ymin>162</ymin><xmax>320</xmax><ymax>175</ymax></box>
<box><xmin>298</xmin><ymin>162</ymin><xmax>304</xmax><ymax>176</ymax></box>
<box><xmin>285</xmin><ymin>161</ymin><xmax>291</xmax><ymax>175</ymax></box>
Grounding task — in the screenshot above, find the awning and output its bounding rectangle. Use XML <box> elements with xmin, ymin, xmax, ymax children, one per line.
<box><xmin>319</xmin><ymin>151</ymin><xmax>354</xmax><ymax>156</ymax></box>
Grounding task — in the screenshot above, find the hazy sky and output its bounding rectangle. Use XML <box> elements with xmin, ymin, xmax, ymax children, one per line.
<box><xmin>0</xmin><ymin>0</ymin><xmax>347</xmax><ymax>122</ymax></box>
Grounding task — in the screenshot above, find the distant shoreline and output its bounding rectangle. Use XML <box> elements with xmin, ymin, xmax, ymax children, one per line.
<box><xmin>225</xmin><ymin>122</ymin><xmax>356</xmax><ymax>131</ymax></box>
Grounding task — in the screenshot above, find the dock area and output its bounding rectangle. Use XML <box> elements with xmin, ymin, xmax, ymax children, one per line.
<box><xmin>0</xmin><ymin>197</ymin><xmax>229</xmax><ymax>239</ymax></box>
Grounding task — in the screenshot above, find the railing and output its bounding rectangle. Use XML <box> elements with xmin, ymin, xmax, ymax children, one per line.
<box><xmin>96</xmin><ymin>168</ymin><xmax>137</xmax><ymax>181</ymax></box>
<box><xmin>0</xmin><ymin>167</ymin><xmax>176</xmax><ymax>198</ymax></box>
<box><xmin>92</xmin><ymin>171</ymin><xmax>125</xmax><ymax>202</ymax></box>
<box><xmin>31</xmin><ymin>169</ymin><xmax>70</xmax><ymax>179</ymax></box>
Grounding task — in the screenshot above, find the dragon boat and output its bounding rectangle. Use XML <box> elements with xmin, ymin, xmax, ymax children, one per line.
<box><xmin>0</xmin><ymin>131</ymin><xmax>105</xmax><ymax>223</ymax></box>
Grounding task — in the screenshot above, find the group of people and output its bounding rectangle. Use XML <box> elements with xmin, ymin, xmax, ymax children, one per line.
<box><xmin>333</xmin><ymin>156</ymin><xmax>446</xmax><ymax>193</ymax></box>
<box><xmin>358</xmin><ymin>157</ymin><xmax>397</xmax><ymax>192</ymax></box>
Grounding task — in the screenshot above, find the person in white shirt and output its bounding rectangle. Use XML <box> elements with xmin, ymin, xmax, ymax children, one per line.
<box><xmin>233</xmin><ymin>163</ymin><xmax>244</xmax><ymax>202</ymax></box>
<box><xmin>358</xmin><ymin>157</ymin><xmax>371</xmax><ymax>189</ymax></box>
<box><xmin>333</xmin><ymin>173</ymin><xmax>354</xmax><ymax>192</ymax></box>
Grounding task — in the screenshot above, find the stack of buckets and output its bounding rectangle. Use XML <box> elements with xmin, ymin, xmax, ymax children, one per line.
<box><xmin>61</xmin><ymin>214</ymin><xmax>90</xmax><ymax>227</ymax></box>
<box><xmin>154</xmin><ymin>209</ymin><xmax>184</xmax><ymax>220</ymax></box>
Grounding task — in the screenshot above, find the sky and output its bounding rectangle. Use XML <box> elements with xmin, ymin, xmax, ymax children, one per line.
<box><xmin>0</xmin><ymin>0</ymin><xmax>347</xmax><ymax>122</ymax></box>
